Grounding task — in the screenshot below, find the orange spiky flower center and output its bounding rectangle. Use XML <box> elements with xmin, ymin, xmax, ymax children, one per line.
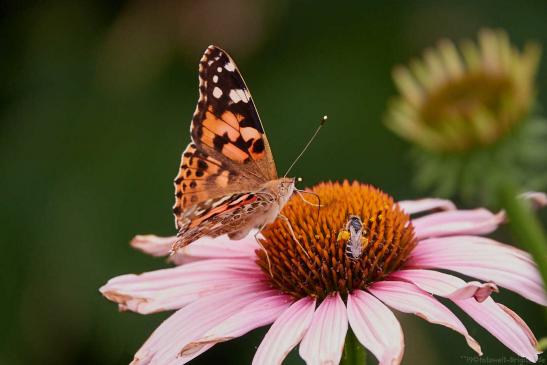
<box><xmin>256</xmin><ymin>181</ymin><xmax>417</xmax><ymax>300</ymax></box>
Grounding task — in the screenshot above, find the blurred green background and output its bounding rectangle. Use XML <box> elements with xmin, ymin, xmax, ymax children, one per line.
<box><xmin>2</xmin><ymin>0</ymin><xmax>546</xmax><ymax>364</ymax></box>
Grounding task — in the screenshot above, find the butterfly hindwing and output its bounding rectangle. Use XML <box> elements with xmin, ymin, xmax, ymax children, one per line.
<box><xmin>173</xmin><ymin>143</ymin><xmax>236</xmax><ymax>219</ymax></box>
<box><xmin>172</xmin><ymin>192</ymin><xmax>272</xmax><ymax>251</ymax></box>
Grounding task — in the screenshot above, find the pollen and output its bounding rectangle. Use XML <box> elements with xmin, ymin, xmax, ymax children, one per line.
<box><xmin>256</xmin><ymin>181</ymin><xmax>417</xmax><ymax>300</ymax></box>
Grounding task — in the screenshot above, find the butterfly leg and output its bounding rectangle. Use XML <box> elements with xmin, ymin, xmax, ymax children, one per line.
<box><xmin>295</xmin><ymin>190</ymin><xmax>322</xmax><ymax>222</ymax></box>
<box><xmin>277</xmin><ymin>213</ymin><xmax>310</xmax><ymax>258</ymax></box>
<box><xmin>253</xmin><ymin>226</ymin><xmax>274</xmax><ymax>278</ymax></box>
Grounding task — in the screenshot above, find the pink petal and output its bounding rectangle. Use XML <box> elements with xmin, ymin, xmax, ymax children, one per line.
<box><xmin>390</xmin><ymin>269</ymin><xmax>498</xmax><ymax>303</ymax></box>
<box><xmin>253</xmin><ymin>297</ymin><xmax>316</xmax><ymax>365</ymax></box>
<box><xmin>130</xmin><ymin>283</ymin><xmax>271</xmax><ymax>365</ymax></box>
<box><xmin>407</xmin><ymin>235</ymin><xmax>547</xmax><ymax>305</ymax></box>
<box><xmin>347</xmin><ymin>290</ymin><xmax>404</xmax><ymax>365</ymax></box>
<box><xmin>388</xmin><ymin>270</ymin><xmax>539</xmax><ymax>362</ymax></box>
<box><xmin>369</xmin><ymin>281</ymin><xmax>482</xmax><ymax>355</ymax></box>
<box><xmin>519</xmin><ymin>191</ymin><xmax>547</xmax><ymax>209</ymax></box>
<box><xmin>100</xmin><ymin>258</ymin><xmax>263</xmax><ymax>314</ymax></box>
<box><xmin>130</xmin><ymin>235</ymin><xmax>175</xmax><ymax>257</ymax></box>
<box><xmin>177</xmin><ymin>293</ymin><xmax>292</xmax><ymax>363</ymax></box>
<box><xmin>456</xmin><ymin>298</ymin><xmax>539</xmax><ymax>362</ymax></box>
<box><xmin>411</xmin><ymin>208</ymin><xmax>504</xmax><ymax>239</ymax></box>
<box><xmin>498</xmin><ymin>304</ymin><xmax>538</xmax><ymax>349</ymax></box>
<box><xmin>397</xmin><ymin>198</ymin><xmax>456</xmax><ymax>215</ymax></box>
<box><xmin>130</xmin><ymin>233</ymin><xmax>258</xmax><ymax>264</ymax></box>
<box><xmin>299</xmin><ymin>293</ymin><xmax>348</xmax><ymax>365</ymax></box>
<box><xmin>172</xmin><ymin>233</ymin><xmax>259</xmax><ymax>265</ymax></box>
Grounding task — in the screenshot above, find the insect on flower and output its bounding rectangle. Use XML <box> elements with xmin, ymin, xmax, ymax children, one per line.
<box><xmin>337</xmin><ymin>215</ymin><xmax>369</xmax><ymax>259</ymax></box>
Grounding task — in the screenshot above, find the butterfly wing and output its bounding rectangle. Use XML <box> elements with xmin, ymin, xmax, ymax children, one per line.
<box><xmin>191</xmin><ymin>46</ymin><xmax>277</xmax><ymax>180</ymax></box>
<box><xmin>172</xmin><ymin>192</ymin><xmax>272</xmax><ymax>251</ymax></box>
<box><xmin>173</xmin><ymin>45</ymin><xmax>278</xmax><ymax>233</ymax></box>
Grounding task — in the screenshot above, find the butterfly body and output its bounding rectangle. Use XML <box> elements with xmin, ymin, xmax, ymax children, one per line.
<box><xmin>171</xmin><ymin>45</ymin><xmax>295</xmax><ymax>252</ymax></box>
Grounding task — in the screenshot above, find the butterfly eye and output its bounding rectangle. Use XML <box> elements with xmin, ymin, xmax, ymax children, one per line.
<box><xmin>280</xmin><ymin>181</ymin><xmax>292</xmax><ymax>191</ymax></box>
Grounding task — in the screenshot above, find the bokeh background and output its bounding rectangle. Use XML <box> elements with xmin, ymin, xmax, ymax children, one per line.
<box><xmin>2</xmin><ymin>0</ymin><xmax>546</xmax><ymax>364</ymax></box>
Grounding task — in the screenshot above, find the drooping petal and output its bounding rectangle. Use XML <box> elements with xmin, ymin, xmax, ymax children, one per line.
<box><xmin>347</xmin><ymin>290</ymin><xmax>404</xmax><ymax>365</ymax></box>
<box><xmin>253</xmin><ymin>297</ymin><xmax>316</xmax><ymax>365</ymax></box>
<box><xmin>172</xmin><ymin>233</ymin><xmax>259</xmax><ymax>265</ymax></box>
<box><xmin>130</xmin><ymin>283</ymin><xmax>271</xmax><ymax>365</ymax></box>
<box><xmin>368</xmin><ymin>281</ymin><xmax>482</xmax><ymax>355</ymax></box>
<box><xmin>299</xmin><ymin>293</ymin><xmax>348</xmax><ymax>365</ymax></box>
<box><xmin>388</xmin><ymin>269</ymin><xmax>539</xmax><ymax>362</ymax></box>
<box><xmin>411</xmin><ymin>208</ymin><xmax>504</xmax><ymax>239</ymax></box>
<box><xmin>397</xmin><ymin>198</ymin><xmax>456</xmax><ymax>215</ymax></box>
<box><xmin>519</xmin><ymin>191</ymin><xmax>547</xmax><ymax>209</ymax></box>
<box><xmin>130</xmin><ymin>233</ymin><xmax>258</xmax><ymax>264</ymax></box>
<box><xmin>390</xmin><ymin>269</ymin><xmax>498</xmax><ymax>303</ymax></box>
<box><xmin>409</xmin><ymin>192</ymin><xmax>546</xmax><ymax>241</ymax></box>
<box><xmin>457</xmin><ymin>298</ymin><xmax>539</xmax><ymax>362</ymax></box>
<box><xmin>100</xmin><ymin>258</ymin><xmax>263</xmax><ymax>314</ymax></box>
<box><xmin>177</xmin><ymin>293</ymin><xmax>292</xmax><ymax>363</ymax></box>
<box><xmin>406</xmin><ymin>235</ymin><xmax>547</xmax><ymax>305</ymax></box>
<box><xmin>130</xmin><ymin>235</ymin><xmax>176</xmax><ymax>257</ymax></box>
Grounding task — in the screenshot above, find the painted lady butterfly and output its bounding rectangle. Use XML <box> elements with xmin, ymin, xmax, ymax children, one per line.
<box><xmin>171</xmin><ymin>45</ymin><xmax>297</xmax><ymax>253</ymax></box>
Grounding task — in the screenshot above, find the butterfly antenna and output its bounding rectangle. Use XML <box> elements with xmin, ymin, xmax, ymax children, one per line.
<box><xmin>283</xmin><ymin>115</ymin><xmax>328</xmax><ymax>178</ymax></box>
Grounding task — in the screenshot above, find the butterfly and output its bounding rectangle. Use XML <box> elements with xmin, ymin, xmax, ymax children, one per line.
<box><xmin>337</xmin><ymin>215</ymin><xmax>369</xmax><ymax>259</ymax></box>
<box><xmin>171</xmin><ymin>45</ymin><xmax>296</xmax><ymax>253</ymax></box>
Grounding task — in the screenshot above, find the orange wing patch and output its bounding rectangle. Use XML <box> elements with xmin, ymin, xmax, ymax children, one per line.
<box><xmin>241</xmin><ymin>127</ymin><xmax>265</xmax><ymax>160</ymax></box>
<box><xmin>219</xmin><ymin>110</ymin><xmax>241</xmax><ymax>130</ymax></box>
<box><xmin>194</xmin><ymin>106</ymin><xmax>266</xmax><ymax>163</ymax></box>
<box><xmin>202</xmin><ymin>108</ymin><xmax>240</xmax><ymax>142</ymax></box>
<box><xmin>173</xmin><ymin>143</ymin><xmax>230</xmax><ymax>218</ymax></box>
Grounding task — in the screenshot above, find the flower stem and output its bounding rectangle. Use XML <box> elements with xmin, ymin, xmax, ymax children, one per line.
<box><xmin>342</xmin><ymin>328</ymin><xmax>367</xmax><ymax>365</ymax></box>
<box><xmin>499</xmin><ymin>182</ymin><xmax>547</xmax><ymax>289</ymax></box>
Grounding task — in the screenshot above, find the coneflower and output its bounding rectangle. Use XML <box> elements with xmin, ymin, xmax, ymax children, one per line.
<box><xmin>101</xmin><ymin>181</ymin><xmax>545</xmax><ymax>364</ymax></box>
<box><xmin>385</xmin><ymin>29</ymin><xmax>546</xmax><ymax>205</ymax></box>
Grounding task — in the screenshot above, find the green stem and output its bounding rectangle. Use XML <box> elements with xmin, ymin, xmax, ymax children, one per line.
<box><xmin>499</xmin><ymin>182</ymin><xmax>547</xmax><ymax>289</ymax></box>
<box><xmin>538</xmin><ymin>337</ymin><xmax>547</xmax><ymax>352</ymax></box>
<box><xmin>342</xmin><ymin>328</ymin><xmax>367</xmax><ymax>365</ymax></box>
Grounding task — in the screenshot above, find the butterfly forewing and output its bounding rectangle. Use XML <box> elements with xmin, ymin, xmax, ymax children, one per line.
<box><xmin>191</xmin><ymin>46</ymin><xmax>276</xmax><ymax>179</ymax></box>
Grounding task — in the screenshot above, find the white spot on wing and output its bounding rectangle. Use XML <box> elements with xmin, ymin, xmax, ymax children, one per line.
<box><xmin>224</xmin><ymin>62</ymin><xmax>235</xmax><ymax>72</ymax></box>
<box><xmin>217</xmin><ymin>67</ymin><xmax>222</xmax><ymax>72</ymax></box>
<box><xmin>229</xmin><ymin>89</ymin><xmax>250</xmax><ymax>103</ymax></box>
<box><xmin>213</xmin><ymin>87</ymin><xmax>223</xmax><ymax>98</ymax></box>
<box><xmin>207</xmin><ymin>60</ymin><xmax>213</xmax><ymax>65</ymax></box>
<box><xmin>229</xmin><ymin>89</ymin><xmax>241</xmax><ymax>103</ymax></box>
<box><xmin>213</xmin><ymin>75</ymin><xmax>219</xmax><ymax>83</ymax></box>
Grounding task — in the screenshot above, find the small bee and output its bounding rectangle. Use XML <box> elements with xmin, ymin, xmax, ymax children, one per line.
<box><xmin>337</xmin><ymin>215</ymin><xmax>369</xmax><ymax>259</ymax></box>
